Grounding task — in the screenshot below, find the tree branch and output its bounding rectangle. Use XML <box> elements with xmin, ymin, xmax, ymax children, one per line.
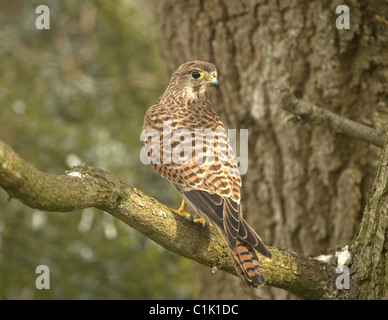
<box><xmin>275</xmin><ymin>82</ymin><xmax>386</xmax><ymax>148</ymax></box>
<box><xmin>0</xmin><ymin>139</ymin><xmax>343</xmax><ymax>299</ymax></box>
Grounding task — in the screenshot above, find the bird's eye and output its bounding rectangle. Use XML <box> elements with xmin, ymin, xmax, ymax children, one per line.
<box><xmin>191</xmin><ymin>71</ymin><xmax>201</xmax><ymax>79</ymax></box>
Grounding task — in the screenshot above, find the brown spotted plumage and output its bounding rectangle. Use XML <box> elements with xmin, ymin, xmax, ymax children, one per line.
<box><xmin>143</xmin><ymin>60</ymin><xmax>271</xmax><ymax>287</ymax></box>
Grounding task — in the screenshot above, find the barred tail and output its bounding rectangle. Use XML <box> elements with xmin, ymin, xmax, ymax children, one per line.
<box><xmin>230</xmin><ymin>239</ymin><xmax>266</xmax><ymax>287</ymax></box>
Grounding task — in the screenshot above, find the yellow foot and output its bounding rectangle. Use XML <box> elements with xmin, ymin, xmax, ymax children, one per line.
<box><xmin>193</xmin><ymin>217</ymin><xmax>213</xmax><ymax>228</ymax></box>
<box><xmin>171</xmin><ymin>200</ymin><xmax>211</xmax><ymax>229</ymax></box>
<box><xmin>171</xmin><ymin>200</ymin><xmax>192</xmax><ymax>221</ymax></box>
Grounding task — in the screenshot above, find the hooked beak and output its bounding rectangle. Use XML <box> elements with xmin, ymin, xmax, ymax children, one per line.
<box><xmin>208</xmin><ymin>78</ymin><xmax>219</xmax><ymax>89</ymax></box>
<box><xmin>205</xmin><ymin>72</ymin><xmax>219</xmax><ymax>89</ymax></box>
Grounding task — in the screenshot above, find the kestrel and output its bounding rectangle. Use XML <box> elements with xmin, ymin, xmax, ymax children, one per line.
<box><xmin>143</xmin><ymin>60</ymin><xmax>271</xmax><ymax>287</ymax></box>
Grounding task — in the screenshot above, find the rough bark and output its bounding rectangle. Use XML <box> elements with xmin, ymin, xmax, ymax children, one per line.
<box><xmin>0</xmin><ymin>139</ymin><xmax>342</xmax><ymax>300</ymax></box>
<box><xmin>350</xmin><ymin>135</ymin><xmax>388</xmax><ymax>299</ymax></box>
<box><xmin>275</xmin><ymin>82</ymin><xmax>386</xmax><ymax>148</ymax></box>
<box><xmin>153</xmin><ymin>0</ymin><xmax>388</xmax><ymax>299</ymax></box>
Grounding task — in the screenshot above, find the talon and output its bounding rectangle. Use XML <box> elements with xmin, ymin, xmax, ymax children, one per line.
<box><xmin>193</xmin><ymin>217</ymin><xmax>213</xmax><ymax>228</ymax></box>
<box><xmin>171</xmin><ymin>200</ymin><xmax>212</xmax><ymax>228</ymax></box>
<box><xmin>171</xmin><ymin>200</ymin><xmax>193</xmax><ymax>221</ymax></box>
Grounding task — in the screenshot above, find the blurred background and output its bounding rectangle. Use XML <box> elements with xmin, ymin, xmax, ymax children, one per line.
<box><xmin>0</xmin><ymin>0</ymin><xmax>196</xmax><ymax>299</ymax></box>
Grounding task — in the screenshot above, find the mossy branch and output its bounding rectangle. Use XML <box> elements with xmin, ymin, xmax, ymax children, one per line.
<box><xmin>0</xmin><ymin>139</ymin><xmax>343</xmax><ymax>299</ymax></box>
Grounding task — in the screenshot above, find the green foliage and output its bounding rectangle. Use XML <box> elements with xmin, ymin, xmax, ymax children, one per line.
<box><xmin>0</xmin><ymin>0</ymin><xmax>195</xmax><ymax>299</ymax></box>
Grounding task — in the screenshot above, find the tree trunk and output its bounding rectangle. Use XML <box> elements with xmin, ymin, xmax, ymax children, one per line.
<box><xmin>153</xmin><ymin>0</ymin><xmax>388</xmax><ymax>299</ymax></box>
<box><xmin>351</xmin><ymin>135</ymin><xmax>388</xmax><ymax>299</ymax></box>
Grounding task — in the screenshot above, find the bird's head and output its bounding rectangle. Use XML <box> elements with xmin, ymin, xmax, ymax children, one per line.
<box><xmin>167</xmin><ymin>60</ymin><xmax>219</xmax><ymax>100</ymax></box>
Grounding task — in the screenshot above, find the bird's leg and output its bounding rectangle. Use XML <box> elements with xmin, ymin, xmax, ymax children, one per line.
<box><xmin>171</xmin><ymin>200</ymin><xmax>193</xmax><ymax>221</ymax></box>
<box><xmin>171</xmin><ymin>200</ymin><xmax>211</xmax><ymax>228</ymax></box>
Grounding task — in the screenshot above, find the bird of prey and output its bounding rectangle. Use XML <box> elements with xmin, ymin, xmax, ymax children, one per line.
<box><xmin>143</xmin><ymin>60</ymin><xmax>271</xmax><ymax>287</ymax></box>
